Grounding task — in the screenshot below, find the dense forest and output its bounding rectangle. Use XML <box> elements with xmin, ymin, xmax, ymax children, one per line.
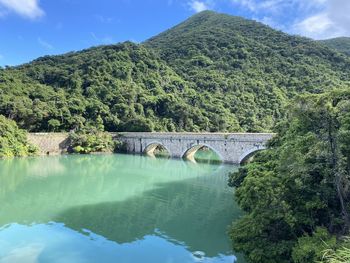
<box><xmin>1</xmin><ymin>11</ymin><xmax>350</xmax><ymax>135</ymax></box>
<box><xmin>229</xmin><ymin>89</ymin><xmax>350</xmax><ymax>263</ymax></box>
<box><xmin>320</xmin><ymin>37</ymin><xmax>350</xmax><ymax>56</ymax></box>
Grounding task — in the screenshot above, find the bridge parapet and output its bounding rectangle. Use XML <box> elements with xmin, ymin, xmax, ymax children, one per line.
<box><xmin>116</xmin><ymin>132</ymin><xmax>275</xmax><ymax>164</ymax></box>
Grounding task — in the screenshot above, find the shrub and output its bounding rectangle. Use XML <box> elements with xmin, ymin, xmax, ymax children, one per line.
<box><xmin>68</xmin><ymin>128</ymin><xmax>116</xmax><ymax>154</ymax></box>
<box><xmin>321</xmin><ymin>238</ymin><xmax>350</xmax><ymax>263</ymax></box>
<box><xmin>0</xmin><ymin>115</ymin><xmax>38</xmax><ymax>157</ymax></box>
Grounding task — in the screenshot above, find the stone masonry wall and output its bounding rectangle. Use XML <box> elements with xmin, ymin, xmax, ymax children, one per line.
<box><xmin>117</xmin><ymin>132</ymin><xmax>275</xmax><ymax>164</ymax></box>
<box><xmin>27</xmin><ymin>132</ymin><xmax>275</xmax><ymax>162</ymax></box>
<box><xmin>27</xmin><ymin>133</ymin><xmax>70</xmax><ymax>155</ymax></box>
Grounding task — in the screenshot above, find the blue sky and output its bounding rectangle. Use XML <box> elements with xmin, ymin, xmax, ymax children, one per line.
<box><xmin>0</xmin><ymin>0</ymin><xmax>349</xmax><ymax>66</ymax></box>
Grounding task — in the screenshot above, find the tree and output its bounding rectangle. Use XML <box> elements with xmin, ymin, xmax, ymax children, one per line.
<box><xmin>68</xmin><ymin>127</ymin><xmax>116</xmax><ymax>154</ymax></box>
<box><xmin>229</xmin><ymin>89</ymin><xmax>350</xmax><ymax>263</ymax></box>
<box><xmin>320</xmin><ymin>238</ymin><xmax>350</xmax><ymax>263</ymax></box>
<box><xmin>48</xmin><ymin>119</ymin><xmax>61</xmax><ymax>132</ymax></box>
<box><xmin>0</xmin><ymin>115</ymin><xmax>37</xmax><ymax>157</ymax></box>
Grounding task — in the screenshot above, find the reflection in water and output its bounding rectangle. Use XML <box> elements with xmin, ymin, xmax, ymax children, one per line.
<box><xmin>193</xmin><ymin>147</ymin><xmax>222</xmax><ymax>164</ymax></box>
<box><xmin>0</xmin><ymin>154</ymin><xmax>245</xmax><ymax>263</ymax></box>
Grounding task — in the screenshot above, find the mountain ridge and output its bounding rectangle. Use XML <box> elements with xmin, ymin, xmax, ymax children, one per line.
<box><xmin>319</xmin><ymin>37</ymin><xmax>350</xmax><ymax>56</ymax></box>
<box><xmin>1</xmin><ymin>11</ymin><xmax>349</xmax><ymax>133</ymax></box>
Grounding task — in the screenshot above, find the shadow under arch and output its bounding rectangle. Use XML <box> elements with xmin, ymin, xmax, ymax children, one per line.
<box><xmin>182</xmin><ymin>144</ymin><xmax>223</xmax><ymax>164</ymax></box>
<box><xmin>144</xmin><ymin>142</ymin><xmax>170</xmax><ymax>159</ymax></box>
<box><xmin>239</xmin><ymin>148</ymin><xmax>265</xmax><ymax>165</ymax></box>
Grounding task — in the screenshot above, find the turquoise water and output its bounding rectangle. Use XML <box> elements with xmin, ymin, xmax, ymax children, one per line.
<box><xmin>0</xmin><ymin>154</ymin><xmax>245</xmax><ymax>263</ymax></box>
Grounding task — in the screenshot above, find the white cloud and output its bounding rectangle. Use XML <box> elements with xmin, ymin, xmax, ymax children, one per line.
<box><xmin>293</xmin><ymin>13</ymin><xmax>334</xmax><ymax>39</ymax></box>
<box><xmin>257</xmin><ymin>16</ymin><xmax>280</xmax><ymax>29</ymax></box>
<box><xmin>0</xmin><ymin>243</ymin><xmax>44</xmax><ymax>263</ymax></box>
<box><xmin>189</xmin><ymin>1</ymin><xmax>210</xmax><ymax>12</ymax></box>
<box><xmin>230</xmin><ymin>0</ymin><xmax>350</xmax><ymax>39</ymax></box>
<box><xmin>293</xmin><ymin>0</ymin><xmax>350</xmax><ymax>39</ymax></box>
<box><xmin>0</xmin><ymin>0</ymin><xmax>44</xmax><ymax>19</ymax></box>
<box><xmin>231</xmin><ymin>0</ymin><xmax>257</xmax><ymax>12</ymax></box>
<box><xmin>0</xmin><ymin>54</ymin><xmax>3</xmax><ymax>60</ymax></box>
<box><xmin>231</xmin><ymin>0</ymin><xmax>287</xmax><ymax>13</ymax></box>
<box><xmin>38</xmin><ymin>37</ymin><xmax>53</xmax><ymax>50</ymax></box>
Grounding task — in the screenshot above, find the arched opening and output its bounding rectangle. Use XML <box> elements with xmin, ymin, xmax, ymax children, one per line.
<box><xmin>144</xmin><ymin>143</ymin><xmax>170</xmax><ymax>159</ymax></box>
<box><xmin>183</xmin><ymin>145</ymin><xmax>222</xmax><ymax>164</ymax></box>
<box><xmin>240</xmin><ymin>149</ymin><xmax>264</xmax><ymax>165</ymax></box>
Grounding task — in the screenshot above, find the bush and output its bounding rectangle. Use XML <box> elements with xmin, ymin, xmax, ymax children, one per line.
<box><xmin>292</xmin><ymin>228</ymin><xmax>336</xmax><ymax>263</ymax></box>
<box><xmin>68</xmin><ymin>128</ymin><xmax>116</xmax><ymax>154</ymax></box>
<box><xmin>0</xmin><ymin>115</ymin><xmax>38</xmax><ymax>157</ymax></box>
<box><xmin>320</xmin><ymin>238</ymin><xmax>350</xmax><ymax>263</ymax></box>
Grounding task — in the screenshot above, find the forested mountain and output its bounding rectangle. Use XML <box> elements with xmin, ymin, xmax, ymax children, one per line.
<box><xmin>1</xmin><ymin>43</ymin><xmax>215</xmax><ymax>132</ymax></box>
<box><xmin>320</xmin><ymin>37</ymin><xmax>350</xmax><ymax>56</ymax></box>
<box><xmin>1</xmin><ymin>11</ymin><xmax>350</xmax><ymax>133</ymax></box>
<box><xmin>145</xmin><ymin>11</ymin><xmax>350</xmax><ymax>130</ymax></box>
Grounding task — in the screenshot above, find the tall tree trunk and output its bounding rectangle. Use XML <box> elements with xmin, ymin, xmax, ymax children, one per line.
<box><xmin>328</xmin><ymin>116</ymin><xmax>350</xmax><ymax>231</ymax></box>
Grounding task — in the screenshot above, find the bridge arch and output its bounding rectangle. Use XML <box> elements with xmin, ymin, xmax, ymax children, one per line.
<box><xmin>182</xmin><ymin>144</ymin><xmax>223</xmax><ymax>163</ymax></box>
<box><xmin>117</xmin><ymin>132</ymin><xmax>275</xmax><ymax>164</ymax></box>
<box><xmin>144</xmin><ymin>142</ymin><xmax>170</xmax><ymax>158</ymax></box>
<box><xmin>239</xmin><ymin>147</ymin><xmax>266</xmax><ymax>164</ymax></box>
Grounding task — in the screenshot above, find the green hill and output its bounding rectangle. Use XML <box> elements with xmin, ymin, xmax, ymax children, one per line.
<box><xmin>1</xmin><ymin>11</ymin><xmax>349</xmax><ymax>132</ymax></box>
<box><xmin>320</xmin><ymin>37</ymin><xmax>350</xmax><ymax>56</ymax></box>
<box><xmin>145</xmin><ymin>11</ymin><xmax>350</xmax><ymax>130</ymax></box>
<box><xmin>1</xmin><ymin>43</ymin><xmax>216</xmax><ymax>132</ymax></box>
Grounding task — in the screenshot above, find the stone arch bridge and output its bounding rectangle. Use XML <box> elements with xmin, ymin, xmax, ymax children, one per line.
<box><xmin>116</xmin><ymin>133</ymin><xmax>275</xmax><ymax>164</ymax></box>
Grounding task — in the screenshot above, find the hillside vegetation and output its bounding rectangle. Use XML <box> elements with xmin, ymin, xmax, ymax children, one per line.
<box><xmin>1</xmin><ymin>43</ymin><xmax>213</xmax><ymax>132</ymax></box>
<box><xmin>320</xmin><ymin>37</ymin><xmax>350</xmax><ymax>56</ymax></box>
<box><xmin>0</xmin><ymin>11</ymin><xmax>349</xmax><ymax>133</ymax></box>
<box><xmin>145</xmin><ymin>11</ymin><xmax>350</xmax><ymax>131</ymax></box>
<box><xmin>229</xmin><ymin>89</ymin><xmax>350</xmax><ymax>263</ymax></box>
<box><xmin>0</xmin><ymin>115</ymin><xmax>37</xmax><ymax>157</ymax></box>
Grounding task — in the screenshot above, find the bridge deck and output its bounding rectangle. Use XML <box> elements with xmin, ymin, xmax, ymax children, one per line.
<box><xmin>116</xmin><ymin>132</ymin><xmax>275</xmax><ymax>164</ymax></box>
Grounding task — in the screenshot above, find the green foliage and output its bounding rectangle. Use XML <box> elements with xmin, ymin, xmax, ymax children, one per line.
<box><xmin>48</xmin><ymin>119</ymin><xmax>61</xmax><ymax>132</ymax></box>
<box><xmin>292</xmin><ymin>228</ymin><xmax>336</xmax><ymax>263</ymax></box>
<box><xmin>229</xmin><ymin>89</ymin><xmax>350</xmax><ymax>263</ymax></box>
<box><xmin>146</xmin><ymin>11</ymin><xmax>350</xmax><ymax>132</ymax></box>
<box><xmin>320</xmin><ymin>37</ymin><xmax>350</xmax><ymax>56</ymax></box>
<box><xmin>1</xmin><ymin>12</ymin><xmax>350</xmax><ymax>133</ymax></box>
<box><xmin>0</xmin><ymin>115</ymin><xmax>37</xmax><ymax>157</ymax></box>
<box><xmin>120</xmin><ymin>116</ymin><xmax>154</xmax><ymax>132</ymax></box>
<box><xmin>0</xmin><ymin>42</ymin><xmax>236</xmax><ymax>133</ymax></box>
<box><xmin>68</xmin><ymin>128</ymin><xmax>116</xmax><ymax>154</ymax></box>
<box><xmin>321</xmin><ymin>238</ymin><xmax>350</xmax><ymax>263</ymax></box>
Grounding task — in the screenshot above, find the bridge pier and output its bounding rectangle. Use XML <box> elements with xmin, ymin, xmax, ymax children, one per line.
<box><xmin>116</xmin><ymin>133</ymin><xmax>274</xmax><ymax>164</ymax></box>
<box><xmin>183</xmin><ymin>145</ymin><xmax>203</xmax><ymax>163</ymax></box>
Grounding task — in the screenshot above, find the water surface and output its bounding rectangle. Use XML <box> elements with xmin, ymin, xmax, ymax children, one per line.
<box><xmin>0</xmin><ymin>154</ymin><xmax>245</xmax><ymax>263</ymax></box>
